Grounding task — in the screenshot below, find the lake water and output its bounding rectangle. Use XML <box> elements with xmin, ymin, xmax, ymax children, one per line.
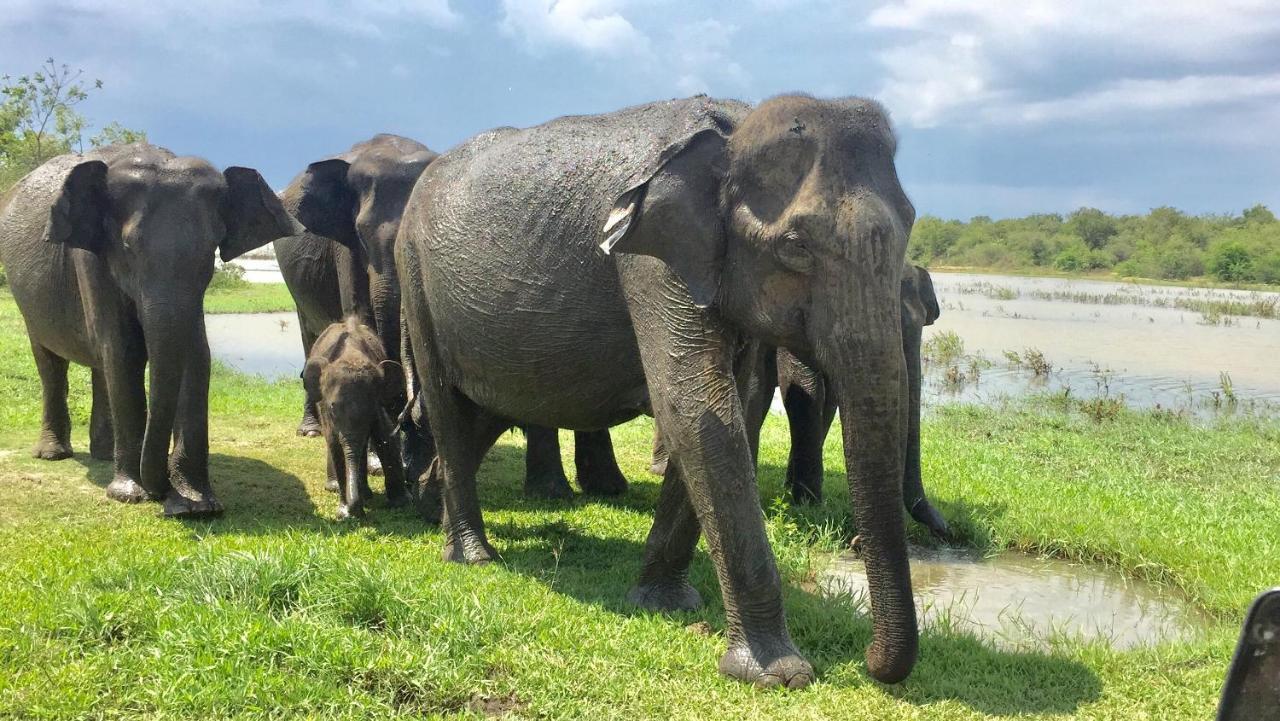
<box><xmin>208</xmin><ymin>265</ymin><xmax>1280</xmax><ymax>416</ymax></box>
<box><xmin>922</xmin><ymin>272</ymin><xmax>1280</xmax><ymax>415</ymax></box>
<box><xmin>822</xmin><ymin>546</ymin><xmax>1211</xmax><ymax>650</ymax></box>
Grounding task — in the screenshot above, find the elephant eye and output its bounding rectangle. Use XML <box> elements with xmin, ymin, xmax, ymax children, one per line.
<box><xmin>776</xmin><ymin>230</ymin><xmax>815</xmax><ymax>274</ymax></box>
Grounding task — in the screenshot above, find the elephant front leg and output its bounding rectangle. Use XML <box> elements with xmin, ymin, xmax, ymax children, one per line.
<box><xmin>165</xmin><ymin>327</ymin><xmax>222</xmax><ymax>517</ymax></box>
<box><xmin>625</xmin><ymin>287</ymin><xmax>812</xmax><ymax>689</ymax></box>
<box><xmin>574</xmin><ymin>430</ymin><xmax>628</xmax><ymax>496</ymax></box>
<box><xmin>780</xmin><ymin>357</ymin><xmax>831</xmax><ymax>505</ymax></box>
<box><xmin>627</xmin><ymin>462</ymin><xmax>703</xmax><ymax>612</ymax></box>
<box><xmin>523</xmin><ymin>425</ymin><xmax>573</xmax><ymax>499</ymax></box>
<box><xmin>102</xmin><ymin>338</ymin><xmax>150</xmax><ymax>504</ymax></box>
<box><xmin>89</xmin><ymin>368</ymin><xmax>114</xmax><ymax>461</ymax></box>
<box><xmin>373</xmin><ymin>413</ymin><xmax>410</xmax><ymax>508</ymax></box>
<box><xmin>29</xmin><ymin>342</ymin><xmax>73</xmax><ymax>461</ymax></box>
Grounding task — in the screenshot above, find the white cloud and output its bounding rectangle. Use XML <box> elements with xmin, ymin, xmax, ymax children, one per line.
<box><xmin>1</xmin><ymin>0</ymin><xmax>462</xmax><ymax>38</ymax></box>
<box><xmin>499</xmin><ymin>0</ymin><xmax>650</xmax><ymax>56</ymax></box>
<box><xmin>866</xmin><ymin>0</ymin><xmax>1280</xmax><ymax>129</ymax></box>
<box><xmin>1006</xmin><ymin>73</ymin><xmax>1280</xmax><ymax>125</ymax></box>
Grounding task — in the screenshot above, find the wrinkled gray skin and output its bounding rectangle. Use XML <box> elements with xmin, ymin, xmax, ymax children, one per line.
<box><xmin>398</xmin><ymin>95</ymin><xmax>918</xmax><ymax>687</ymax></box>
<box><xmin>277</xmin><ymin>134</ymin><xmax>628</xmax><ymax>501</ymax></box>
<box><xmin>0</xmin><ymin>143</ymin><xmax>297</xmax><ymax>516</ymax></box>
<box><xmin>304</xmin><ymin>316</ymin><xmax>410</xmax><ymax>519</ymax></box>
<box><xmin>764</xmin><ymin>265</ymin><xmax>949</xmax><ymax>537</ymax></box>
<box><xmin>648</xmin><ymin>265</ymin><xmax>948</xmax><ymax>539</ymax></box>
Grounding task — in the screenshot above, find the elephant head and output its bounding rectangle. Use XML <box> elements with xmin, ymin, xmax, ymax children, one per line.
<box><xmin>45</xmin><ymin>143</ymin><xmax>299</xmax><ymax>496</ymax></box>
<box><xmin>604</xmin><ymin>95</ymin><xmax>918</xmax><ymax>682</ymax></box>
<box><xmin>901</xmin><ymin>264</ymin><xmax>940</xmax><ymax>331</ymax></box>
<box><xmin>283</xmin><ymin>134</ymin><xmax>437</xmax><ymax>352</ymax></box>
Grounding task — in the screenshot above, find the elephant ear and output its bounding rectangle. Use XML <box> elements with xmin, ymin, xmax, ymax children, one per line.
<box><xmin>292</xmin><ymin>158</ymin><xmax>359</xmax><ymax>249</ymax></box>
<box><xmin>221</xmin><ymin>167</ymin><xmax>304</xmax><ymax>262</ymax></box>
<box><xmin>915</xmin><ymin>266</ymin><xmax>940</xmax><ymax>326</ymax></box>
<box><xmin>900</xmin><ymin>265</ymin><xmax>941</xmax><ymax>329</ymax></box>
<box><xmin>44</xmin><ymin>160</ymin><xmax>109</xmax><ymax>253</ymax></box>
<box><xmin>599</xmin><ymin>128</ymin><xmax>728</xmax><ymax>309</ymax></box>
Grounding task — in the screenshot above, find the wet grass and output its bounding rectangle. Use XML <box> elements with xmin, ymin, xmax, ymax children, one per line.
<box><xmin>1</xmin><ymin>289</ymin><xmax>1276</xmax><ymax>719</ymax></box>
<box><xmin>946</xmin><ymin>276</ymin><xmax>1279</xmax><ymax>320</ymax></box>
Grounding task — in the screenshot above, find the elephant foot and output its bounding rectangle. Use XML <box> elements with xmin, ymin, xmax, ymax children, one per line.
<box><xmin>336</xmin><ymin>503</ymin><xmax>366</xmax><ymax>521</ymax></box>
<box><xmin>786</xmin><ymin>472</ymin><xmax>823</xmax><ymax>505</ymax></box>
<box><xmin>105</xmin><ymin>475</ymin><xmax>151</xmax><ymax>504</ymax></box>
<box><xmin>416</xmin><ymin>466</ymin><xmax>443</xmax><ymax>524</ymax></box>
<box><xmin>442</xmin><ymin>534</ymin><xmax>499</xmax><ymax>565</ymax></box>
<box><xmin>296</xmin><ymin>414</ymin><xmax>322</xmax><ymax>438</ymax></box>
<box><xmin>909</xmin><ymin>498</ymin><xmax>951</xmax><ymax>540</ymax></box>
<box><xmin>162</xmin><ymin>486</ymin><xmax>224</xmax><ymax>518</ymax></box>
<box><xmin>649</xmin><ymin>458</ymin><xmax>669</xmax><ymax>477</ymax></box>
<box><xmin>719</xmin><ymin>641</ymin><xmax>814</xmax><ymax>690</ymax></box>
<box><xmin>524</xmin><ymin>470</ymin><xmax>574</xmax><ymax>500</ymax></box>
<box><xmin>325</xmin><ymin>477</ymin><xmax>340</xmax><ymax>493</ymax></box>
<box><xmin>89</xmin><ymin>438</ymin><xmax>114</xmax><ymax>461</ymax></box>
<box><xmin>578</xmin><ymin>465</ymin><xmax>629</xmax><ymax>497</ymax></box>
<box><xmin>32</xmin><ymin>438</ymin><xmax>73</xmax><ymax>461</ymax></box>
<box><xmin>385</xmin><ymin>486</ymin><xmax>411</xmax><ymax>508</ymax></box>
<box><xmin>368</xmin><ymin>452</ymin><xmax>384</xmax><ymax>477</ymax></box>
<box><xmin>626</xmin><ymin>581</ymin><xmax>703</xmax><ymax>612</ymax></box>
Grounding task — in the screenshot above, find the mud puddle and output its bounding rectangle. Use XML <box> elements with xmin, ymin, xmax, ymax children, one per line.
<box><xmin>822</xmin><ymin>545</ymin><xmax>1212</xmax><ymax>650</ymax></box>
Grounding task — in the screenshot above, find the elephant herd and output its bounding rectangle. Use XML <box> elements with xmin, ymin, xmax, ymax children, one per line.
<box><xmin>0</xmin><ymin>93</ymin><xmax>949</xmax><ymax>688</ymax></box>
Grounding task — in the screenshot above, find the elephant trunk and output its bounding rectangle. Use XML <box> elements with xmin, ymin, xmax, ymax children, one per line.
<box><xmin>833</xmin><ymin>339</ymin><xmax>917</xmax><ymax>684</ymax></box>
<box><xmin>340</xmin><ymin>432</ymin><xmax>370</xmax><ymax>518</ymax></box>
<box><xmin>138</xmin><ymin>298</ymin><xmax>200</xmax><ymax>498</ymax></box>
<box><xmin>814</xmin><ymin>269</ymin><xmax>918</xmax><ymax>683</ymax></box>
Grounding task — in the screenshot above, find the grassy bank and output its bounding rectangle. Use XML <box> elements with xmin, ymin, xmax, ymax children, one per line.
<box><xmin>205</xmin><ymin>282</ymin><xmax>296</xmax><ymax>314</ymax></box>
<box><xmin>1</xmin><ymin>290</ymin><xmax>1277</xmax><ymax>719</ymax></box>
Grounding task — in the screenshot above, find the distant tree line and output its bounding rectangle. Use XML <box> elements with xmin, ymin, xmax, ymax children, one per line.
<box><xmin>1</xmin><ymin>58</ymin><xmax>145</xmax><ymax>192</ymax></box>
<box><xmin>909</xmin><ymin>204</ymin><xmax>1280</xmax><ymax>285</ymax></box>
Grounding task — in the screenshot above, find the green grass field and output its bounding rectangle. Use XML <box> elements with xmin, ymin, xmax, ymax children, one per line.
<box><xmin>1</xmin><ymin>288</ymin><xmax>1278</xmax><ymax>719</ymax></box>
<box><xmin>205</xmin><ymin>282</ymin><xmax>296</xmax><ymax>314</ymax></box>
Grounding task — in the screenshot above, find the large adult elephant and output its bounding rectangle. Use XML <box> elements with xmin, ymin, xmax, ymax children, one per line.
<box><xmin>397</xmin><ymin>95</ymin><xmax>919</xmax><ymax>687</ymax></box>
<box><xmin>652</xmin><ymin>265</ymin><xmax>950</xmax><ymax>536</ymax></box>
<box><xmin>279</xmin><ymin>134</ymin><xmax>628</xmax><ymax>500</ymax></box>
<box><xmin>0</xmin><ymin>143</ymin><xmax>297</xmax><ymax>516</ymax></box>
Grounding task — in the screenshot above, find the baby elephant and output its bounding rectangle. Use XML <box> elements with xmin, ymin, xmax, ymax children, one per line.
<box><xmin>304</xmin><ymin>317</ymin><xmax>410</xmax><ymax>519</ymax></box>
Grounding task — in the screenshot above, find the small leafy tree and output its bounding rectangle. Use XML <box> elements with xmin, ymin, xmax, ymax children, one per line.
<box><xmin>1207</xmin><ymin>241</ymin><xmax>1255</xmax><ymax>282</ymax></box>
<box><xmin>1</xmin><ymin>58</ymin><xmax>144</xmax><ymax>191</ymax></box>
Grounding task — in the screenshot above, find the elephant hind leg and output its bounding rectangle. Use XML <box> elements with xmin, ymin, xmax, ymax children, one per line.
<box><xmin>89</xmin><ymin>368</ymin><xmax>114</xmax><ymax>461</ymax></box>
<box><xmin>426</xmin><ymin>385</ymin><xmax>508</xmax><ymax>564</ymax></box>
<box><xmin>574</xmin><ymin>430</ymin><xmax>628</xmax><ymax>496</ymax></box>
<box><xmin>30</xmin><ymin>343</ymin><xmax>73</xmax><ymax>461</ymax></box>
<box><xmin>523</xmin><ymin>425</ymin><xmax>573</xmax><ymax>499</ymax></box>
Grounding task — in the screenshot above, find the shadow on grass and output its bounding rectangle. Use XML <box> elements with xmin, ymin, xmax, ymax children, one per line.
<box><xmin>489</xmin><ymin>512</ymin><xmax>1101</xmax><ymax>715</ymax></box>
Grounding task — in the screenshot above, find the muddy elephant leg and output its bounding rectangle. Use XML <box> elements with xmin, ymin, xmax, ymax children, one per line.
<box><xmin>523</xmin><ymin>425</ymin><xmax>573</xmax><ymax>499</ymax></box>
<box><xmin>373</xmin><ymin>412</ymin><xmax>410</xmax><ymax>507</ymax></box>
<box><xmin>296</xmin><ymin>320</ymin><xmax>323</xmax><ymax>438</ymax></box>
<box><xmin>627</xmin><ymin>290</ymin><xmax>811</xmax><ymax>689</ymax></box>
<box><xmin>574</xmin><ymin>430</ymin><xmax>628</xmax><ymax>496</ymax></box>
<box><xmin>649</xmin><ymin>420</ymin><xmax>670</xmax><ymax>477</ymax></box>
<box><xmin>780</xmin><ymin>350</ymin><xmax>829</xmax><ymax>505</ymax></box>
<box><xmin>165</xmin><ymin>321</ymin><xmax>221</xmax><ymax>517</ymax></box>
<box><xmin>102</xmin><ymin>331</ymin><xmax>149</xmax><ymax>504</ymax></box>
<box><xmin>89</xmin><ymin>368</ymin><xmax>114</xmax><ymax>461</ymax></box>
<box><xmin>902</xmin><ymin>325</ymin><xmax>948</xmax><ymax>538</ymax></box>
<box><xmin>627</xmin><ymin>461</ymin><xmax>703</xmax><ymax>611</ymax></box>
<box><xmin>30</xmin><ymin>342</ymin><xmax>73</xmax><ymax>460</ymax></box>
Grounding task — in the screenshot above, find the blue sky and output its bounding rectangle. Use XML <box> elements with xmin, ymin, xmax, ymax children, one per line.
<box><xmin>3</xmin><ymin>0</ymin><xmax>1279</xmax><ymax>219</ymax></box>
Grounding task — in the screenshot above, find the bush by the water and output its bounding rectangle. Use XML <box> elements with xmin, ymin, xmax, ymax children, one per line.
<box><xmin>910</xmin><ymin>204</ymin><xmax>1280</xmax><ymax>285</ymax></box>
<box><xmin>209</xmin><ymin>262</ymin><xmax>248</xmax><ymax>290</ymax></box>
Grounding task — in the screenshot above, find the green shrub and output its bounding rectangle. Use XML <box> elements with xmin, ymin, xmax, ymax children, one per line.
<box><xmin>209</xmin><ymin>262</ymin><xmax>249</xmax><ymax>291</ymax></box>
<box><xmin>1207</xmin><ymin>240</ymin><xmax>1255</xmax><ymax>282</ymax></box>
